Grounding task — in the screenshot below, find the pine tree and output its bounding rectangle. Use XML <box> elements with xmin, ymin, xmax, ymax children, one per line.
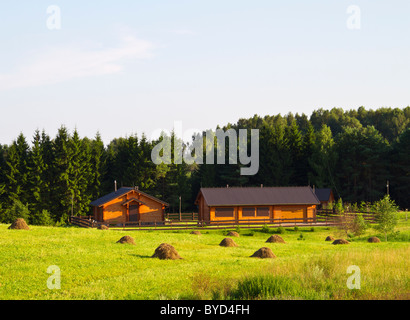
<box><xmin>286</xmin><ymin>120</ymin><xmax>304</xmax><ymax>185</ymax></box>
<box><xmin>4</xmin><ymin>133</ymin><xmax>30</xmax><ymax>206</ymax></box>
<box><xmin>28</xmin><ymin>130</ymin><xmax>48</xmax><ymax>214</ymax></box>
<box><xmin>51</xmin><ymin>126</ymin><xmax>72</xmax><ymax>222</ymax></box>
<box><xmin>68</xmin><ymin>129</ymin><xmax>92</xmax><ymax>216</ymax></box>
<box><xmin>89</xmin><ymin>132</ymin><xmax>106</xmax><ymax>201</ymax></box>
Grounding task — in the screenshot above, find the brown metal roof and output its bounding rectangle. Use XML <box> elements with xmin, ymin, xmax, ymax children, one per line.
<box><xmin>314</xmin><ymin>188</ymin><xmax>333</xmax><ymax>202</ymax></box>
<box><xmin>198</xmin><ymin>186</ymin><xmax>320</xmax><ymax>206</ymax></box>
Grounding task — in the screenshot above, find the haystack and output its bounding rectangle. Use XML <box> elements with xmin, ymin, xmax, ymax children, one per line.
<box><xmin>219</xmin><ymin>238</ymin><xmax>238</xmax><ymax>247</ymax></box>
<box><xmin>190</xmin><ymin>231</ymin><xmax>201</xmax><ymax>235</ymax></box>
<box><xmin>368</xmin><ymin>237</ymin><xmax>381</xmax><ymax>243</ymax></box>
<box><xmin>250</xmin><ymin>247</ymin><xmax>276</xmax><ymax>259</ymax></box>
<box><xmin>116</xmin><ymin>235</ymin><xmax>136</xmax><ymax>245</ymax></box>
<box><xmin>227</xmin><ymin>231</ymin><xmax>240</xmax><ymax>237</ymax></box>
<box><xmin>265</xmin><ymin>235</ymin><xmax>286</xmax><ymax>243</ymax></box>
<box><xmin>325</xmin><ymin>236</ymin><xmax>335</xmax><ymax>241</ymax></box>
<box><xmin>332</xmin><ymin>239</ymin><xmax>350</xmax><ymax>245</ymax></box>
<box><xmin>8</xmin><ymin>218</ymin><xmax>30</xmax><ymax>230</ymax></box>
<box><xmin>98</xmin><ymin>224</ymin><xmax>109</xmax><ymax>230</ymax></box>
<box><xmin>152</xmin><ymin>243</ymin><xmax>182</xmax><ymax>260</ymax></box>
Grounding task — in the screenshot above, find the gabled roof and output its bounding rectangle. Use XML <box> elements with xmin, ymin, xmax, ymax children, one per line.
<box><xmin>121</xmin><ymin>198</ymin><xmax>148</xmax><ymax>206</ymax></box>
<box><xmin>196</xmin><ymin>186</ymin><xmax>320</xmax><ymax>206</ymax></box>
<box><xmin>89</xmin><ymin>187</ymin><xmax>169</xmax><ymax>207</ymax></box>
<box><xmin>314</xmin><ymin>188</ymin><xmax>333</xmax><ymax>202</ymax></box>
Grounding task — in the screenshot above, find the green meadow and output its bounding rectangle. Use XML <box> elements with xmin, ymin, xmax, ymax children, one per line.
<box><xmin>0</xmin><ymin>218</ymin><xmax>409</xmax><ymax>300</ymax></box>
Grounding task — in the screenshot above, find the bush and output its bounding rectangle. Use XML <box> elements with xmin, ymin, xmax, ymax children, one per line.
<box><xmin>261</xmin><ymin>224</ymin><xmax>270</xmax><ymax>233</ymax></box>
<box><xmin>372</xmin><ymin>195</ymin><xmax>399</xmax><ymax>241</ymax></box>
<box><xmin>293</xmin><ymin>226</ymin><xmax>299</xmax><ymax>232</ymax></box>
<box><xmin>297</xmin><ymin>233</ymin><xmax>305</xmax><ymax>241</ymax></box>
<box><xmin>220</xmin><ymin>275</ymin><xmax>300</xmax><ymax>300</ymax></box>
<box><xmin>351</xmin><ymin>213</ymin><xmax>369</xmax><ymax>236</ymax></box>
<box><xmin>30</xmin><ymin>209</ymin><xmax>54</xmax><ymax>226</ymax></box>
<box><xmin>0</xmin><ymin>200</ymin><xmax>30</xmax><ymax>223</ymax></box>
<box><xmin>276</xmin><ymin>227</ymin><xmax>285</xmax><ymax>234</ymax></box>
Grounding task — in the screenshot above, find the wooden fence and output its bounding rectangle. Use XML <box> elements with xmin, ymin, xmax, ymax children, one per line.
<box><xmin>166</xmin><ymin>212</ymin><xmax>198</xmax><ymax>221</ymax></box>
<box><xmin>70</xmin><ymin>215</ymin><xmax>95</xmax><ymax>228</ymax></box>
<box><xmin>70</xmin><ymin>209</ymin><xmax>377</xmax><ymax>231</ymax></box>
<box><xmin>316</xmin><ymin>209</ymin><xmax>377</xmax><ymax>224</ymax></box>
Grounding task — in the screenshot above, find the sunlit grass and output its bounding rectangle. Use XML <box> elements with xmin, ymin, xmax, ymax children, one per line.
<box><xmin>0</xmin><ymin>221</ymin><xmax>408</xmax><ymax>300</ymax></box>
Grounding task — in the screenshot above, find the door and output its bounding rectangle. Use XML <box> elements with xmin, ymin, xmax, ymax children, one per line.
<box><xmin>129</xmin><ymin>204</ymin><xmax>139</xmax><ymax>222</ymax></box>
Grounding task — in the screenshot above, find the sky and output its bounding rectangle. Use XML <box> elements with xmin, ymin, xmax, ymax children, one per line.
<box><xmin>0</xmin><ymin>0</ymin><xmax>409</xmax><ymax>145</ymax></box>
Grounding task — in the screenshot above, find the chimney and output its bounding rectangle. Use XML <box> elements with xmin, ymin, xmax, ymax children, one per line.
<box><xmin>313</xmin><ymin>185</ymin><xmax>315</xmax><ymax>193</ymax></box>
<box><xmin>261</xmin><ymin>184</ymin><xmax>263</xmax><ymax>188</ymax></box>
<box><xmin>114</xmin><ymin>180</ymin><xmax>117</xmax><ymax>193</ymax></box>
<box><xmin>226</xmin><ymin>184</ymin><xmax>229</xmax><ymax>188</ymax></box>
<box><xmin>135</xmin><ymin>186</ymin><xmax>139</xmax><ymax>191</ymax></box>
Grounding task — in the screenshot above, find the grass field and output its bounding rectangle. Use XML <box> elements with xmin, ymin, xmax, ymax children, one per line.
<box><xmin>0</xmin><ymin>217</ymin><xmax>409</xmax><ymax>300</ymax></box>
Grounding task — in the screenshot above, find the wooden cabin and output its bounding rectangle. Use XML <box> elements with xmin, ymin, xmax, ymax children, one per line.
<box><xmin>314</xmin><ymin>188</ymin><xmax>335</xmax><ymax>208</ymax></box>
<box><xmin>195</xmin><ymin>186</ymin><xmax>320</xmax><ymax>224</ymax></box>
<box><xmin>90</xmin><ymin>187</ymin><xmax>168</xmax><ymax>225</ymax></box>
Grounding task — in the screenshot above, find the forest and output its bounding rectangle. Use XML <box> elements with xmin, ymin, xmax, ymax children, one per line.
<box><xmin>0</xmin><ymin>106</ymin><xmax>409</xmax><ymax>225</ymax></box>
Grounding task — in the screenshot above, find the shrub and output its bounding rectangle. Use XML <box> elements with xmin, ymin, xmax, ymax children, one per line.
<box><xmin>261</xmin><ymin>224</ymin><xmax>270</xmax><ymax>233</ymax></box>
<box><xmin>223</xmin><ymin>275</ymin><xmax>300</xmax><ymax>300</ymax></box>
<box><xmin>372</xmin><ymin>195</ymin><xmax>399</xmax><ymax>242</ymax></box>
<box><xmin>0</xmin><ymin>199</ymin><xmax>30</xmax><ymax>223</ymax></box>
<box><xmin>294</xmin><ymin>226</ymin><xmax>299</xmax><ymax>232</ymax></box>
<box><xmin>31</xmin><ymin>209</ymin><xmax>54</xmax><ymax>226</ymax></box>
<box><xmin>351</xmin><ymin>213</ymin><xmax>369</xmax><ymax>236</ymax></box>
<box><xmin>277</xmin><ymin>227</ymin><xmax>285</xmax><ymax>234</ymax></box>
<box><xmin>334</xmin><ymin>199</ymin><xmax>344</xmax><ymax>214</ymax></box>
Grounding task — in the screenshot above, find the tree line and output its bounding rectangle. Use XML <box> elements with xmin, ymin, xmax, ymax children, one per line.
<box><xmin>0</xmin><ymin>106</ymin><xmax>409</xmax><ymax>225</ymax></box>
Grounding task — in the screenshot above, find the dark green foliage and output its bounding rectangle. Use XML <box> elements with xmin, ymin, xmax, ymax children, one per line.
<box><xmin>0</xmin><ymin>106</ymin><xmax>408</xmax><ymax>225</ymax></box>
<box><xmin>276</xmin><ymin>227</ymin><xmax>285</xmax><ymax>234</ymax></box>
<box><xmin>0</xmin><ymin>199</ymin><xmax>30</xmax><ymax>223</ymax></box>
<box><xmin>30</xmin><ymin>209</ymin><xmax>54</xmax><ymax>226</ymax></box>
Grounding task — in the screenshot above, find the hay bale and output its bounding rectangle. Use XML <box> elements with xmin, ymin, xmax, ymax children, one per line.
<box><xmin>219</xmin><ymin>238</ymin><xmax>238</xmax><ymax>247</ymax></box>
<box><xmin>265</xmin><ymin>235</ymin><xmax>286</xmax><ymax>243</ymax></box>
<box><xmin>250</xmin><ymin>247</ymin><xmax>276</xmax><ymax>259</ymax></box>
<box><xmin>190</xmin><ymin>231</ymin><xmax>201</xmax><ymax>235</ymax></box>
<box><xmin>98</xmin><ymin>224</ymin><xmax>109</xmax><ymax>230</ymax></box>
<box><xmin>368</xmin><ymin>237</ymin><xmax>381</xmax><ymax>243</ymax></box>
<box><xmin>325</xmin><ymin>236</ymin><xmax>335</xmax><ymax>241</ymax></box>
<box><xmin>116</xmin><ymin>235</ymin><xmax>136</xmax><ymax>245</ymax></box>
<box><xmin>332</xmin><ymin>239</ymin><xmax>350</xmax><ymax>245</ymax></box>
<box><xmin>152</xmin><ymin>243</ymin><xmax>182</xmax><ymax>260</ymax></box>
<box><xmin>227</xmin><ymin>231</ymin><xmax>240</xmax><ymax>237</ymax></box>
<box><xmin>8</xmin><ymin>218</ymin><xmax>30</xmax><ymax>230</ymax></box>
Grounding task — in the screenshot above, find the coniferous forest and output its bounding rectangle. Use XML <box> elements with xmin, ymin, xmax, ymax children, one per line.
<box><xmin>0</xmin><ymin>106</ymin><xmax>409</xmax><ymax>225</ymax></box>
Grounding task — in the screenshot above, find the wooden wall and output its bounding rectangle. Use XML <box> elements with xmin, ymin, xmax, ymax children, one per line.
<box><xmin>202</xmin><ymin>204</ymin><xmax>316</xmax><ymax>223</ymax></box>
<box><xmin>93</xmin><ymin>190</ymin><xmax>164</xmax><ymax>224</ymax></box>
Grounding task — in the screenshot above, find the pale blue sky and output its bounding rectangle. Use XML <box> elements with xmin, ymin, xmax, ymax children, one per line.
<box><xmin>0</xmin><ymin>0</ymin><xmax>409</xmax><ymax>145</ymax></box>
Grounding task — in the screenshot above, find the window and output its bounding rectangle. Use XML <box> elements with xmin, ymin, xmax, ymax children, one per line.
<box><xmin>215</xmin><ymin>207</ymin><xmax>234</xmax><ymax>218</ymax></box>
<box><xmin>257</xmin><ymin>207</ymin><xmax>270</xmax><ymax>217</ymax></box>
<box><xmin>242</xmin><ymin>207</ymin><xmax>256</xmax><ymax>217</ymax></box>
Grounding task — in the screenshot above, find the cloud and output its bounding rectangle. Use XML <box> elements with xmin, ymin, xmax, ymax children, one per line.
<box><xmin>0</xmin><ymin>36</ymin><xmax>154</xmax><ymax>91</ymax></box>
<box><xmin>165</xmin><ymin>29</ymin><xmax>197</xmax><ymax>36</ymax></box>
